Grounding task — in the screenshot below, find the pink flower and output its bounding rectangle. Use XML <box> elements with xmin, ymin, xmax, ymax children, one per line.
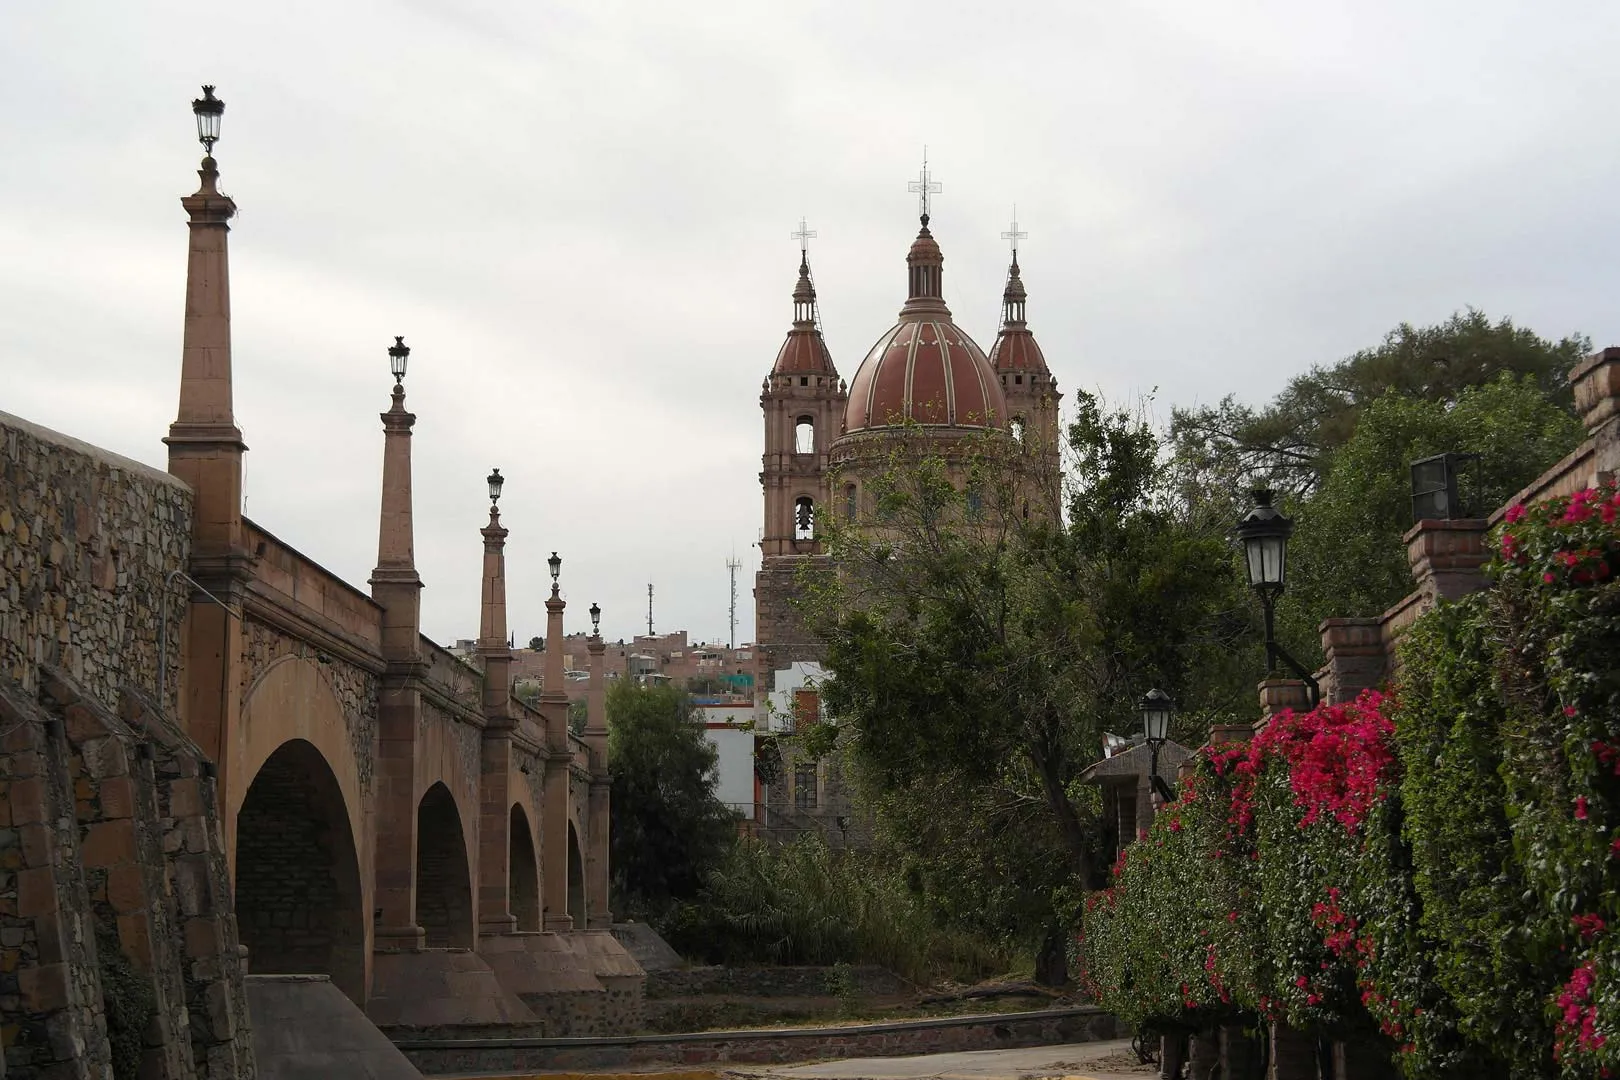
<box><xmin>1572</xmin><ymin>913</ymin><xmax>1606</xmax><ymax>940</ymax></box>
<box><xmin>1576</xmin><ymin>796</ymin><xmax>1589</xmax><ymax>821</ymax></box>
<box><xmin>1506</xmin><ymin>504</ymin><xmax>1527</xmax><ymax>523</ymax></box>
<box><xmin>1545</xmin><ymin>573</ymin><xmax>1558</xmax><ymax>584</ymax></box>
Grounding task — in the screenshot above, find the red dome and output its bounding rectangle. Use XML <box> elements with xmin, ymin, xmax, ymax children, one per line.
<box><xmin>844</xmin><ymin>318</ymin><xmax>1007</xmax><ymax>431</ymax></box>
<box><xmin>773</xmin><ymin>330</ymin><xmax>835</xmax><ymax>375</ymax></box>
<box><xmin>987</xmin><ymin>257</ymin><xmax>1050</xmax><ymax>375</ymax></box>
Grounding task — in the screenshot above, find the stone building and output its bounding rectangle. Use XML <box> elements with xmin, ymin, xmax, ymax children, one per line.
<box><xmin>0</xmin><ymin>91</ymin><xmax>642</xmax><ymax>1076</ymax></box>
<box><xmin>752</xmin><ymin>181</ymin><xmax>1064</xmax><ymax>843</ymax></box>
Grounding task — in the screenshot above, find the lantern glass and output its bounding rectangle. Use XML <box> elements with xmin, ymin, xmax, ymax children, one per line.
<box><xmin>548</xmin><ymin>551</ymin><xmax>561</xmax><ymax>582</ymax></box>
<box><xmin>589</xmin><ymin>602</ymin><xmax>601</xmax><ymax>632</ymax></box>
<box><xmin>388</xmin><ymin>336</ymin><xmax>409</xmax><ymax>382</ymax></box>
<box><xmin>1139</xmin><ymin>689</ymin><xmax>1173</xmax><ymax>743</ymax></box>
<box><xmin>191</xmin><ymin>86</ymin><xmax>224</xmax><ymax>150</ymax></box>
<box><xmin>486</xmin><ymin>468</ymin><xmax>503</xmax><ymax>504</ymax></box>
<box><xmin>1243</xmin><ymin>533</ymin><xmax>1287</xmax><ymax>588</ymax></box>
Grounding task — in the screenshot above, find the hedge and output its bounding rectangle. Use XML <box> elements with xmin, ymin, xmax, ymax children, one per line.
<box><xmin>1081</xmin><ymin>485</ymin><xmax>1620</xmax><ymax>1078</ymax></box>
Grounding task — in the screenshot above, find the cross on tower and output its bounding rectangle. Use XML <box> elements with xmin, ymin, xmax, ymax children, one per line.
<box><xmin>908</xmin><ymin>151</ymin><xmax>942</xmax><ymax>222</ymax></box>
<box><xmin>791</xmin><ymin>217</ymin><xmax>817</xmax><ymax>254</ymax></box>
<box><xmin>1001</xmin><ymin>207</ymin><xmax>1028</xmax><ymax>256</ymax></box>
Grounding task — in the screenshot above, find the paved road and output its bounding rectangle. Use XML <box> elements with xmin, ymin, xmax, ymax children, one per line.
<box><xmin>743</xmin><ymin>1040</ymin><xmax>1155</xmax><ymax>1080</ymax></box>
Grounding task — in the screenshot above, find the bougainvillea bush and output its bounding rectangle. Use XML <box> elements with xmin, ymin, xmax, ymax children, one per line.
<box><xmin>1081</xmin><ymin>485</ymin><xmax>1620</xmax><ymax>1078</ymax></box>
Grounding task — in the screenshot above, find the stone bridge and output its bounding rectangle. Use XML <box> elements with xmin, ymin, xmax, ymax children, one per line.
<box><xmin>0</xmin><ymin>119</ymin><xmax>641</xmax><ymax>1070</ymax></box>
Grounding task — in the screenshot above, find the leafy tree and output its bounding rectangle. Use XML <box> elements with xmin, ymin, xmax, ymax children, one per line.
<box><xmin>567</xmin><ymin>697</ymin><xmax>587</xmax><ymax>735</ymax></box>
<box><xmin>1171</xmin><ymin>309</ymin><xmax>1586</xmax><ymax>500</ymax></box>
<box><xmin>607</xmin><ymin>680</ymin><xmax>737</xmax><ymax>918</ymax></box>
<box><xmin>1279</xmin><ymin>374</ymin><xmax>1582</xmax><ymax>649</ymax></box>
<box><xmin>810</xmin><ymin>399</ymin><xmax>1245</xmax><ymax>977</ymax></box>
<box><xmin>528</xmin><ymin>635</ymin><xmax>543</xmax><ymax>651</ymax></box>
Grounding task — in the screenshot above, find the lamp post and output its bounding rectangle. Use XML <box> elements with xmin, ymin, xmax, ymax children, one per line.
<box><xmin>589</xmin><ymin>602</ymin><xmax>601</xmax><ymax>637</ymax></box>
<box><xmin>1138</xmin><ymin>688</ymin><xmax>1176</xmax><ymax>804</ymax></box>
<box><xmin>548</xmin><ymin>551</ymin><xmax>561</xmax><ymax>585</ymax></box>
<box><xmin>388</xmin><ymin>336</ymin><xmax>410</xmax><ymax>385</ymax></box>
<box><xmin>487</xmin><ymin>468</ymin><xmax>503</xmax><ymax>505</ymax></box>
<box><xmin>191</xmin><ymin>85</ymin><xmax>224</xmax><ymax>155</ymax></box>
<box><xmin>1235</xmin><ymin>489</ymin><xmax>1320</xmax><ymax>707</ymax></box>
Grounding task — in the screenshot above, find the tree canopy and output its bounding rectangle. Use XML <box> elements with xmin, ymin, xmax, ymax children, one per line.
<box><xmin>607</xmin><ymin>680</ymin><xmax>737</xmax><ymax>917</ymax></box>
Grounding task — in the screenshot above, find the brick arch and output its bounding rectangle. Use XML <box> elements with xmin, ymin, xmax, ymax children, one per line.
<box><xmin>416</xmin><ymin>782</ymin><xmax>475</xmax><ymax>949</ymax></box>
<box><xmin>509</xmin><ymin>803</ymin><xmax>540</xmax><ymax>932</ymax></box>
<box><xmin>234</xmin><ymin>738</ymin><xmax>366</xmax><ymax>1003</ymax></box>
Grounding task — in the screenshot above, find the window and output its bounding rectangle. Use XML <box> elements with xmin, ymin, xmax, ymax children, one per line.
<box><xmin>794</xmin><ymin>416</ymin><xmax>815</xmax><ymax>454</ymax></box>
<box><xmin>1015</xmin><ymin>374</ymin><xmax>1024</xmax><ymax>385</ymax></box>
<box><xmin>966</xmin><ymin>486</ymin><xmax>983</xmax><ymax>520</ymax></box>
<box><xmin>800</xmin><ymin>376</ymin><xmax>809</xmax><ymax>386</ymax></box>
<box><xmin>845</xmin><ymin>483</ymin><xmax>858</xmax><ymax>522</ymax></box>
<box><xmin>794</xmin><ymin>496</ymin><xmax>815</xmax><ymax>541</ymax></box>
<box><xmin>1010</xmin><ymin>417</ymin><xmax>1026</xmax><ymax>446</ymax></box>
<box><xmin>794</xmin><ymin>764</ymin><xmax>818</xmax><ymax>811</ymax></box>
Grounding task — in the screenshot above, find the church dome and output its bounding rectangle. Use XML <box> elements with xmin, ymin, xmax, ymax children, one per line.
<box><xmin>772</xmin><ymin>254</ymin><xmax>837</xmax><ymax>376</ymax></box>
<box><xmin>842</xmin><ymin>218</ymin><xmax>1008</xmax><ymax>433</ymax></box>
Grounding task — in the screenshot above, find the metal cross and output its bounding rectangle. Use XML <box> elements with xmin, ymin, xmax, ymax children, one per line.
<box><xmin>1001</xmin><ymin>206</ymin><xmax>1027</xmax><ymax>255</ymax></box>
<box><xmin>791</xmin><ymin>217</ymin><xmax>817</xmax><ymax>253</ymax></box>
<box><xmin>908</xmin><ymin>151</ymin><xmax>942</xmax><ymax>220</ymax></box>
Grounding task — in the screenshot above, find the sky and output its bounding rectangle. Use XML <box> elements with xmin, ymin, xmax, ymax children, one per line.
<box><xmin>5</xmin><ymin>1</ymin><xmax>1620</xmax><ymax>647</ymax></box>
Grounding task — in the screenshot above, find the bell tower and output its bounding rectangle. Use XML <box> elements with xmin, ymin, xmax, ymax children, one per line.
<box><xmin>988</xmin><ymin>214</ymin><xmax>1062</xmax><ymax>515</ymax></box>
<box><xmin>755</xmin><ymin>222</ymin><xmax>845</xmax><ymax>688</ymax></box>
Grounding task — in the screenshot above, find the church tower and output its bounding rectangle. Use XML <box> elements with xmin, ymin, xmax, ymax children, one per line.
<box><xmin>987</xmin><ymin>227</ymin><xmax>1062</xmax><ymax>514</ymax></box>
<box><xmin>755</xmin><ymin>227</ymin><xmax>845</xmax><ymax>689</ymax></box>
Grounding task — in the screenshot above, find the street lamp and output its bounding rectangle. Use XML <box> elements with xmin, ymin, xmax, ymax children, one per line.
<box><xmin>388</xmin><ymin>336</ymin><xmax>410</xmax><ymax>384</ymax></box>
<box><xmin>487</xmin><ymin>468</ymin><xmax>503</xmax><ymax>505</ymax></box>
<box><xmin>1234</xmin><ymin>489</ymin><xmax>1319</xmax><ymax>707</ymax></box>
<box><xmin>589</xmin><ymin>602</ymin><xmax>601</xmax><ymax>635</ymax></box>
<box><xmin>548</xmin><ymin>551</ymin><xmax>562</xmax><ymax>583</ymax></box>
<box><xmin>1138</xmin><ymin>689</ymin><xmax>1176</xmax><ymax>803</ymax></box>
<box><xmin>191</xmin><ymin>85</ymin><xmax>224</xmax><ymax>155</ymax></box>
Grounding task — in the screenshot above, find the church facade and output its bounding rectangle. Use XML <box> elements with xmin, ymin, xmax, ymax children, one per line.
<box><xmin>754</xmin><ymin>191</ymin><xmax>1064</xmax><ymax>841</ymax></box>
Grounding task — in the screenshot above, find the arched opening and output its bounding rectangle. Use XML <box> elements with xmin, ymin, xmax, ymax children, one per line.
<box><xmin>415</xmin><ymin>783</ymin><xmax>474</xmax><ymax>949</ymax></box>
<box><xmin>844</xmin><ymin>483</ymin><xmax>858</xmax><ymax>522</ymax></box>
<box><xmin>794</xmin><ymin>416</ymin><xmax>815</xmax><ymax>455</ymax></box>
<box><xmin>567</xmin><ymin>823</ymin><xmax>586</xmax><ymax>927</ymax></box>
<box><xmin>1010</xmin><ymin>416</ymin><xmax>1026</xmax><ymax>446</ymax></box>
<box><xmin>794</xmin><ymin>496</ymin><xmax>815</xmax><ymax>541</ymax></box>
<box><xmin>510</xmin><ymin>804</ymin><xmax>540</xmax><ymax>932</ymax></box>
<box><xmin>235</xmin><ymin>739</ymin><xmax>365</xmax><ymax>1003</ymax></box>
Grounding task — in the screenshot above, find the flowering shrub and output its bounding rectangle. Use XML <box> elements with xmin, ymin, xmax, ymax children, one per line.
<box><xmin>1082</xmin><ymin>485</ymin><xmax>1620</xmax><ymax>1078</ymax></box>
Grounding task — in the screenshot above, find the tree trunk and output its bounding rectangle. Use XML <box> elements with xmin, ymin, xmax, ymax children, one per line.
<box><xmin>1033</xmin><ymin>926</ymin><xmax>1067</xmax><ymax>986</ymax></box>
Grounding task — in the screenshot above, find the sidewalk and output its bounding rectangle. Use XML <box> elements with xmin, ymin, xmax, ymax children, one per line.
<box><xmin>738</xmin><ymin>1040</ymin><xmax>1153</xmax><ymax>1080</ymax></box>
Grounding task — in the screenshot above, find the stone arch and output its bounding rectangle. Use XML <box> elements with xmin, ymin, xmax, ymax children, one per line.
<box><xmin>794</xmin><ymin>415</ymin><xmax>815</xmax><ymax>454</ymax></box>
<box><xmin>794</xmin><ymin>495</ymin><xmax>815</xmax><ymax>541</ymax></box>
<box><xmin>416</xmin><ymin>782</ymin><xmax>475</xmax><ymax>949</ymax></box>
<box><xmin>234</xmin><ymin>738</ymin><xmax>366</xmax><ymax>1003</ymax></box>
<box><xmin>509</xmin><ymin>803</ymin><xmax>540</xmax><ymax>932</ymax></box>
<box><xmin>566</xmin><ymin>821</ymin><xmax>586</xmax><ymax>926</ymax></box>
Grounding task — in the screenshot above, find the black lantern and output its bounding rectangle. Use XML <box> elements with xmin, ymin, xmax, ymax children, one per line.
<box><xmin>589</xmin><ymin>602</ymin><xmax>601</xmax><ymax>634</ymax></box>
<box><xmin>192</xmin><ymin>85</ymin><xmax>224</xmax><ymax>154</ymax></box>
<box><xmin>388</xmin><ymin>336</ymin><xmax>410</xmax><ymax>383</ymax></box>
<box><xmin>1235</xmin><ymin>488</ymin><xmax>1291</xmax><ymax>594</ymax></box>
<box><xmin>548</xmin><ymin>551</ymin><xmax>561</xmax><ymax>583</ymax></box>
<box><xmin>1139</xmin><ymin>688</ymin><xmax>1173</xmax><ymax>744</ymax></box>
<box><xmin>1234</xmin><ymin>489</ymin><xmax>1319</xmax><ymax>708</ymax></box>
<box><xmin>1410</xmin><ymin>452</ymin><xmax>1479</xmax><ymax>523</ymax></box>
<box><xmin>486</xmin><ymin>468</ymin><xmax>503</xmax><ymax>504</ymax></box>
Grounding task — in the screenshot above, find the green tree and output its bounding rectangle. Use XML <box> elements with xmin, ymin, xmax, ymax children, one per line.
<box><xmin>528</xmin><ymin>635</ymin><xmax>543</xmax><ymax>651</ymax></box>
<box><xmin>1280</xmin><ymin>374</ymin><xmax>1582</xmax><ymax>648</ymax></box>
<box><xmin>607</xmin><ymin>680</ymin><xmax>737</xmax><ymax>918</ymax></box>
<box><xmin>811</xmin><ymin>400</ymin><xmax>1244</xmax><ymax>977</ymax></box>
<box><xmin>1171</xmin><ymin>309</ymin><xmax>1586</xmax><ymax>501</ymax></box>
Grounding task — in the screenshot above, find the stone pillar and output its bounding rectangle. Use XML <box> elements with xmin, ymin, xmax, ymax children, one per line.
<box><xmin>541</xmin><ymin>586</ymin><xmax>573</xmax><ymax>931</ymax></box>
<box><xmin>1159</xmin><ymin>1033</ymin><xmax>1187</xmax><ymax>1079</ymax></box>
<box><xmin>1187</xmin><ymin>1028</ymin><xmax>1219</xmax><ymax>1080</ymax></box>
<box><xmin>584</xmin><ymin>633</ymin><xmax>612</xmax><ymax>928</ymax></box>
<box><xmin>1404</xmin><ymin>518</ymin><xmax>1489</xmax><ymax>605</ymax></box>
<box><xmin>1259</xmin><ymin>678</ymin><xmax>1312</xmax><ymax>723</ymax></box>
<box><xmin>1113</xmin><ymin>780</ymin><xmax>1136</xmax><ymax>857</ymax></box>
<box><xmin>1572</xmin><ymin>346</ymin><xmax>1620</xmax><ymax>477</ymax></box>
<box><xmin>1220</xmin><ymin>1022</ymin><xmax>1259</xmax><ymax>1080</ymax></box>
<box><xmin>1333</xmin><ymin>1036</ymin><xmax>1400</xmax><ymax>1079</ymax></box>
<box><xmin>1269</xmin><ymin>1020</ymin><xmax>1317</xmax><ymax>1079</ymax></box>
<box><xmin>476</xmin><ymin>500</ymin><xmax>518</xmax><ymax>935</ymax></box>
<box><xmin>1319</xmin><ymin>617</ymin><xmax>1385</xmax><ymax>705</ymax></box>
<box><xmin>163</xmin><ymin>150</ymin><xmax>252</xmax><ymax>810</ymax></box>
<box><xmin>370</xmin><ymin>373</ymin><xmax>426</xmax><ymax>950</ymax></box>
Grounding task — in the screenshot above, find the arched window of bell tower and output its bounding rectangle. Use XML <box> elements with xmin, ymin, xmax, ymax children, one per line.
<box><xmin>795</xmin><ymin>416</ymin><xmax>815</xmax><ymax>455</ymax></box>
<box><xmin>794</xmin><ymin>497</ymin><xmax>816</xmax><ymax>541</ymax></box>
<box><xmin>1011</xmin><ymin>417</ymin><xmax>1027</xmax><ymax>446</ymax></box>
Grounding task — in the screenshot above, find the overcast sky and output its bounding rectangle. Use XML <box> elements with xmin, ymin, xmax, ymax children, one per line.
<box><xmin>5</xmin><ymin>1</ymin><xmax>1620</xmax><ymax>647</ymax></box>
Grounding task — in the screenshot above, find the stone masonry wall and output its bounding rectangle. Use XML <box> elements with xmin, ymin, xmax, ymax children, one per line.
<box><xmin>0</xmin><ymin>411</ymin><xmax>192</xmax><ymax>716</ymax></box>
<box><xmin>645</xmin><ymin>965</ymin><xmax>910</xmax><ymax>999</ymax></box>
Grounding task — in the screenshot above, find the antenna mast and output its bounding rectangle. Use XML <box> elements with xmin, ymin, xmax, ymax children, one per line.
<box><xmin>726</xmin><ymin>554</ymin><xmax>742</xmax><ymax>649</ymax></box>
<box><xmin>647</xmin><ymin>583</ymin><xmax>654</xmax><ymax>638</ymax></box>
